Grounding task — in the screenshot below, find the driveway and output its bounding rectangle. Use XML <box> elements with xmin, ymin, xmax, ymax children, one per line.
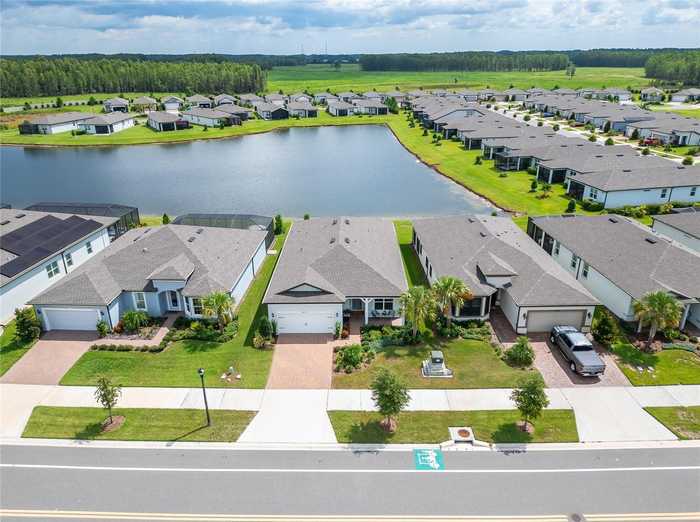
<box><xmin>266</xmin><ymin>334</ymin><xmax>334</xmax><ymax>389</ymax></box>
<box><xmin>0</xmin><ymin>331</ymin><xmax>96</xmax><ymax>385</ymax></box>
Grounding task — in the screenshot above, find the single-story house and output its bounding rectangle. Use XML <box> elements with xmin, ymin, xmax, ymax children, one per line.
<box><xmin>254</xmin><ymin>102</ymin><xmax>289</xmax><ymax>120</ymax></box>
<box><xmin>237</xmin><ymin>93</ymin><xmax>263</xmax><ymax>106</ymax></box>
<box><xmin>640</xmin><ymin>87</ymin><xmax>665</xmax><ymax>102</ymax></box>
<box><xmin>162</xmin><ymin>96</ymin><xmax>183</xmax><ymax>112</ymax></box>
<box><xmin>215</xmin><ymin>103</ymin><xmax>253</xmax><ymax>121</ymax></box>
<box><xmin>265</xmin><ymin>93</ymin><xmax>287</xmax><ymax>106</ymax></box>
<box><xmin>172</xmin><ymin>213</ymin><xmax>275</xmax><ymax>249</ymax></box>
<box><xmin>214</xmin><ymin>93</ymin><xmax>237</xmax><ymax>106</ymax></box>
<box><xmin>78</xmin><ymin>113</ymin><xmax>135</xmax><ymax>135</ymax></box>
<box><xmin>0</xmin><ymin>208</ymin><xmax>115</xmax><ymax>324</ymax></box>
<box><xmin>528</xmin><ymin>215</ymin><xmax>700</xmax><ymax>329</ymax></box>
<box><xmin>288</xmin><ymin>93</ymin><xmax>313</xmax><ymax>104</ymax></box>
<box><xmin>412</xmin><ymin>216</ymin><xmax>598</xmax><ymax>334</ymax></box>
<box><xmin>181</xmin><ymin>108</ymin><xmax>239</xmax><ymax>127</ymax></box>
<box><xmin>132</xmin><ymin>96</ymin><xmax>157</xmax><ymax>112</ymax></box>
<box><xmin>147</xmin><ymin>111</ymin><xmax>189</xmax><ymax>132</ymax></box>
<box><xmin>337</xmin><ymin>92</ymin><xmax>360</xmax><ymax>103</ymax></box>
<box><xmin>186</xmin><ymin>94</ymin><xmax>212</xmax><ymax>109</ymax></box>
<box><xmin>31</xmin><ymin>224</ymin><xmax>268</xmax><ymax>331</ymax></box>
<box><xmin>504</xmin><ymin>88</ymin><xmax>528</xmax><ymax>102</ymax></box>
<box><xmin>651</xmin><ymin>211</ymin><xmax>700</xmax><ymax>253</ymax></box>
<box><xmin>671</xmin><ymin>88</ymin><xmax>700</xmax><ymax>103</ymax></box>
<box><xmin>287</xmin><ymin>101</ymin><xmax>318</xmax><ymax>118</ymax></box>
<box><xmin>314</xmin><ymin>93</ymin><xmax>338</xmax><ymax>105</ymax></box>
<box><xmin>625</xmin><ymin>114</ymin><xmax>700</xmax><ymax>146</ymax></box>
<box><xmin>24</xmin><ymin>202</ymin><xmax>140</xmax><ymax>241</ymax></box>
<box><xmin>103</xmin><ymin>97</ymin><xmax>129</xmax><ymax>113</ymax></box>
<box><xmin>263</xmin><ymin>218</ymin><xmax>408</xmax><ymax>334</ymax></box>
<box><xmin>327</xmin><ymin>100</ymin><xmax>354</xmax><ymax>116</ymax></box>
<box><xmin>383</xmin><ymin>91</ymin><xmax>407</xmax><ymax>106</ymax></box>
<box><xmin>351</xmin><ymin>99</ymin><xmax>388</xmax><ymax>115</ymax></box>
<box><xmin>18</xmin><ymin>112</ymin><xmax>96</xmax><ymax>135</ymax></box>
<box><xmin>363</xmin><ymin>91</ymin><xmax>383</xmax><ymax>100</ymax></box>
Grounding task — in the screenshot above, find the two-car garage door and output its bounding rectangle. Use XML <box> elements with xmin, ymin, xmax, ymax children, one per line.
<box><xmin>526</xmin><ymin>309</ymin><xmax>586</xmax><ymax>333</ymax></box>
<box><xmin>275</xmin><ymin>310</ymin><xmax>336</xmax><ymax>334</ymax></box>
<box><xmin>43</xmin><ymin>308</ymin><xmax>101</xmax><ymax>331</ymax></box>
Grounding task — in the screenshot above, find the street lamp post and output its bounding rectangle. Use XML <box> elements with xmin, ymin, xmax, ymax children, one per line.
<box><xmin>198</xmin><ymin>367</ymin><xmax>211</xmax><ymax>427</ymax></box>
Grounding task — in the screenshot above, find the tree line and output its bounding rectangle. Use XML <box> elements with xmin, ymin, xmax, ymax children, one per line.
<box><xmin>0</xmin><ymin>58</ymin><xmax>267</xmax><ymax>97</ymax></box>
<box><xmin>645</xmin><ymin>51</ymin><xmax>700</xmax><ymax>85</ymax></box>
<box><xmin>563</xmin><ymin>48</ymin><xmax>691</xmax><ymax>68</ymax></box>
<box><xmin>360</xmin><ymin>52</ymin><xmax>570</xmax><ymax>72</ymax></box>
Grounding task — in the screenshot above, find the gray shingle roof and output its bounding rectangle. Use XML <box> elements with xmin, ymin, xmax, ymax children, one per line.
<box><xmin>81</xmin><ymin>112</ymin><xmax>135</xmax><ymax>126</ymax></box>
<box><xmin>30</xmin><ymin>225</ymin><xmax>267</xmax><ymax>306</ymax></box>
<box><xmin>147</xmin><ymin>111</ymin><xmax>180</xmax><ymax>124</ymax></box>
<box><xmin>181</xmin><ymin>108</ymin><xmax>231</xmax><ymax>120</ymax></box>
<box><xmin>412</xmin><ymin>216</ymin><xmax>598</xmax><ymax>307</ymax></box>
<box><xmin>653</xmin><ymin>212</ymin><xmax>700</xmax><ymax>240</ymax></box>
<box><xmin>133</xmin><ymin>96</ymin><xmax>156</xmax><ymax>105</ymax></box>
<box><xmin>186</xmin><ymin>94</ymin><xmax>211</xmax><ymax>103</ymax></box>
<box><xmin>264</xmin><ymin>218</ymin><xmax>408</xmax><ymax>305</ymax></box>
<box><xmin>27</xmin><ymin>112</ymin><xmax>97</xmax><ymax>125</ymax></box>
<box><xmin>573</xmin><ymin>164</ymin><xmax>700</xmax><ymax>192</ymax></box>
<box><xmin>530</xmin><ymin>215</ymin><xmax>700</xmax><ymax>300</ymax></box>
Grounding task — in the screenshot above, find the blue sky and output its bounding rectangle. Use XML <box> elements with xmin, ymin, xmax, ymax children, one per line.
<box><xmin>1</xmin><ymin>0</ymin><xmax>699</xmax><ymax>55</ymax></box>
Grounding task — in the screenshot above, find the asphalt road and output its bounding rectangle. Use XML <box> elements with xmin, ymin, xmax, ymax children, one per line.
<box><xmin>1</xmin><ymin>444</ymin><xmax>699</xmax><ymax>520</ymax></box>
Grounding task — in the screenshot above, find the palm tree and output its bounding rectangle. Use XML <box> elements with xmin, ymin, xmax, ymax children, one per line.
<box><xmin>202</xmin><ymin>291</ymin><xmax>235</xmax><ymax>332</ymax></box>
<box><xmin>633</xmin><ymin>291</ymin><xmax>683</xmax><ymax>343</ymax></box>
<box><xmin>432</xmin><ymin>276</ymin><xmax>472</xmax><ymax>327</ymax></box>
<box><xmin>399</xmin><ymin>286</ymin><xmax>436</xmax><ymax>338</ymax></box>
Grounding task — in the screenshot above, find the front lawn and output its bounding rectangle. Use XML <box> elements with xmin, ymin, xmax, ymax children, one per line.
<box><xmin>332</xmin><ymin>338</ymin><xmax>538</xmax><ymax>389</ymax></box>
<box><xmin>23</xmin><ymin>406</ymin><xmax>254</xmax><ymax>442</ymax></box>
<box><xmin>0</xmin><ymin>320</ymin><xmax>37</xmax><ymax>377</ymax></box>
<box><xmin>60</xmin><ymin>223</ymin><xmax>290</xmax><ymax>388</ymax></box>
<box><xmin>645</xmin><ymin>406</ymin><xmax>700</xmax><ymax>440</ymax></box>
<box><xmin>329</xmin><ymin>410</ymin><xmax>578</xmax><ymax>444</ymax></box>
<box><xmin>612</xmin><ymin>344</ymin><xmax>700</xmax><ymax>386</ymax></box>
<box><xmin>393</xmin><ymin>220</ymin><xmax>428</xmax><ymax>287</ymax></box>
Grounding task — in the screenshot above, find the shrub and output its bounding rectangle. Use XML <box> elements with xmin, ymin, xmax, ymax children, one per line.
<box><xmin>592</xmin><ymin>309</ymin><xmax>618</xmax><ymax>347</ymax></box>
<box><xmin>334</xmin><ymin>321</ymin><xmax>342</xmax><ymax>339</ymax></box>
<box><xmin>566</xmin><ymin>200</ymin><xmax>576</xmax><ymax>213</ymax></box>
<box><xmin>530</xmin><ymin>180</ymin><xmax>538</xmax><ymax>192</ymax></box>
<box><xmin>14</xmin><ymin>308</ymin><xmax>41</xmax><ymax>342</ymax></box>
<box><xmin>553</xmin><ymin>124</ymin><xmax>560</xmax><ymax>131</ymax></box>
<box><xmin>335</xmin><ymin>344</ymin><xmax>366</xmax><ymax>373</ymax></box>
<box><xmin>605</xmin><ymin>138</ymin><xmax>614</xmax><ymax>146</ymax></box>
<box><xmin>682</xmin><ymin>156</ymin><xmax>694</xmax><ymax>165</ymax></box>
<box><xmin>580</xmin><ymin>199</ymin><xmax>604</xmax><ymax>212</ymax></box>
<box><xmin>588</xmin><ymin>135</ymin><xmax>597</xmax><ymax>142</ymax></box>
<box><xmin>122</xmin><ymin>311</ymin><xmax>149</xmax><ymax>333</ymax></box>
<box><xmin>642</xmin><ymin>147</ymin><xmax>650</xmax><ymax>155</ymax></box>
<box><xmin>303</xmin><ymin>213</ymin><xmax>310</xmax><ymax>220</ymax></box>
<box><xmin>523</xmin><ymin>115</ymin><xmax>531</xmax><ymax>121</ymax></box>
<box><xmin>537</xmin><ymin>121</ymin><xmax>543</xmax><ymax>127</ymax></box>
<box><xmin>162</xmin><ymin>213</ymin><xmax>170</xmax><ymax>224</ymax></box>
<box><xmin>662</xmin><ymin>328</ymin><xmax>680</xmax><ymax>341</ymax></box>
<box><xmin>258</xmin><ymin>316</ymin><xmax>273</xmax><ymax>339</ymax></box>
<box><xmin>96</xmin><ymin>320</ymin><xmax>110</xmax><ymax>338</ymax></box>
<box><xmin>274</xmin><ymin>214</ymin><xmax>283</xmax><ymax>234</ymax></box>
<box><xmin>253</xmin><ymin>334</ymin><xmax>266</xmax><ymax>349</ymax></box>
<box><xmin>504</xmin><ymin>336</ymin><xmax>534</xmax><ymax>367</ymax></box>
<box><xmin>474</xmin><ymin>156</ymin><xmax>482</xmax><ymax>165</ymax></box>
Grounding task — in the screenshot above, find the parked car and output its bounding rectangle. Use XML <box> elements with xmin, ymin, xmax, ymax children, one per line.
<box><xmin>550</xmin><ymin>325</ymin><xmax>606</xmax><ymax>377</ymax></box>
<box><xmin>641</xmin><ymin>138</ymin><xmax>661</xmax><ymax>146</ymax></box>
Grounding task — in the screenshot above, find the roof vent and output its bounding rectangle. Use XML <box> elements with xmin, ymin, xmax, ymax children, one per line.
<box><xmin>609</xmin><ymin>217</ymin><xmax>619</xmax><ymax>223</ymax></box>
<box><xmin>479</xmin><ymin>232</ymin><xmax>487</xmax><ymax>238</ymax></box>
<box><xmin>645</xmin><ymin>237</ymin><xmax>657</xmax><ymax>244</ymax></box>
<box><xmin>15</xmin><ymin>213</ymin><xmax>25</xmax><ymax>218</ymax></box>
<box><xmin>188</xmin><ymin>237</ymin><xmax>196</xmax><ymax>242</ymax></box>
<box><xmin>142</xmin><ymin>247</ymin><xmax>148</xmax><ymax>253</ymax></box>
<box><xmin>0</xmin><ymin>220</ymin><xmax>9</xmax><ymax>226</ymax></box>
<box><xmin>595</xmin><ymin>155</ymin><xmax>603</xmax><ymax>158</ymax></box>
<box><xmin>344</xmin><ymin>237</ymin><xmax>350</xmax><ymax>244</ymax></box>
<box><xmin>332</xmin><ymin>218</ymin><xmax>338</xmax><ymax>225</ymax></box>
<box><xmin>622</xmin><ymin>169</ymin><xmax>632</xmax><ymax>173</ymax></box>
<box><xmin>468</xmin><ymin>217</ymin><xmax>475</xmax><ymax>223</ymax></box>
<box><xmin>330</xmin><ymin>237</ymin><xmax>336</xmax><ymax>244</ymax></box>
<box><xmin>344</xmin><ymin>218</ymin><xmax>350</xmax><ymax>225</ymax></box>
<box><xmin>196</xmin><ymin>228</ymin><xmax>204</xmax><ymax>234</ymax></box>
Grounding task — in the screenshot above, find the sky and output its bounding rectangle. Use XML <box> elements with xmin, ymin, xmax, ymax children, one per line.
<box><xmin>1</xmin><ymin>0</ymin><xmax>699</xmax><ymax>56</ymax></box>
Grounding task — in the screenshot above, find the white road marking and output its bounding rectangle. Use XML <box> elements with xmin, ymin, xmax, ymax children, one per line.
<box><xmin>2</xmin><ymin>463</ymin><xmax>699</xmax><ymax>474</ymax></box>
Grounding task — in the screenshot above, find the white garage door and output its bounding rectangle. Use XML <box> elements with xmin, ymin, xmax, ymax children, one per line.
<box><xmin>44</xmin><ymin>308</ymin><xmax>101</xmax><ymax>331</ymax></box>
<box><xmin>526</xmin><ymin>310</ymin><xmax>585</xmax><ymax>333</ymax></box>
<box><xmin>275</xmin><ymin>310</ymin><xmax>336</xmax><ymax>334</ymax></box>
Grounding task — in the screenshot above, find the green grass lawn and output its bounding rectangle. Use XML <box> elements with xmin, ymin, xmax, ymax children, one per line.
<box><xmin>645</xmin><ymin>406</ymin><xmax>700</xmax><ymax>440</ymax></box>
<box><xmin>332</xmin><ymin>338</ymin><xmax>538</xmax><ymax>389</ymax></box>
<box><xmin>268</xmin><ymin>65</ymin><xmax>648</xmax><ymax>94</ymax></box>
<box><xmin>0</xmin><ymin>112</ymin><xmax>392</xmax><ymax>146</ymax></box>
<box><xmin>329</xmin><ymin>410</ymin><xmax>578</xmax><ymax>444</ymax></box>
<box><xmin>60</xmin><ymin>223</ymin><xmax>290</xmax><ymax>388</ymax></box>
<box><xmin>393</xmin><ymin>220</ymin><xmax>428</xmax><ymax>287</ymax></box>
<box><xmin>612</xmin><ymin>344</ymin><xmax>700</xmax><ymax>386</ymax></box>
<box><xmin>140</xmin><ymin>214</ymin><xmax>165</xmax><ymax>227</ymax></box>
<box><xmin>0</xmin><ymin>320</ymin><xmax>37</xmax><ymax>377</ymax></box>
<box><xmin>22</xmin><ymin>406</ymin><xmax>254</xmax><ymax>442</ymax></box>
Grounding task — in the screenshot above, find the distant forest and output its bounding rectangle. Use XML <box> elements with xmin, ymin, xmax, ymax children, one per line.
<box><xmin>0</xmin><ymin>58</ymin><xmax>267</xmax><ymax>97</ymax></box>
<box><xmin>645</xmin><ymin>51</ymin><xmax>700</xmax><ymax>85</ymax></box>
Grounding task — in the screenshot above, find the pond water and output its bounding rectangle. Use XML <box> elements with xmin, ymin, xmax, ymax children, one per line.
<box><xmin>0</xmin><ymin>125</ymin><xmax>492</xmax><ymax>217</ymax></box>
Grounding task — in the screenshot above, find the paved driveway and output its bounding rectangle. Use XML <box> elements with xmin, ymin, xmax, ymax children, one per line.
<box><xmin>0</xmin><ymin>331</ymin><xmax>96</xmax><ymax>385</ymax></box>
<box><xmin>266</xmin><ymin>334</ymin><xmax>334</xmax><ymax>389</ymax></box>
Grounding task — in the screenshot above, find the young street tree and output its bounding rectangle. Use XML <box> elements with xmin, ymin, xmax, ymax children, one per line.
<box><xmin>202</xmin><ymin>291</ymin><xmax>235</xmax><ymax>332</ymax></box>
<box><xmin>432</xmin><ymin>276</ymin><xmax>472</xmax><ymax>327</ymax></box>
<box><xmin>510</xmin><ymin>375</ymin><xmax>549</xmax><ymax>433</ymax></box>
<box><xmin>399</xmin><ymin>286</ymin><xmax>437</xmax><ymax>338</ymax></box>
<box><xmin>633</xmin><ymin>290</ymin><xmax>683</xmax><ymax>343</ymax></box>
<box><xmin>371</xmin><ymin>368</ymin><xmax>410</xmax><ymax>433</ymax></box>
<box><xmin>94</xmin><ymin>376</ymin><xmax>122</xmax><ymax>425</ymax></box>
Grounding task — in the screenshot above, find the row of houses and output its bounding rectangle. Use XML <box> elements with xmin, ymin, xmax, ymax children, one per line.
<box><xmin>6</xmin><ymin>207</ymin><xmax>698</xmax><ymax>337</ymax></box>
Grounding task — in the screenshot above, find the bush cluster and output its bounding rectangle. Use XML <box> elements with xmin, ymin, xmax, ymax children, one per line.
<box><xmin>360</xmin><ymin>325</ymin><xmax>419</xmax><ymax>348</ymax></box>
<box><xmin>504</xmin><ymin>336</ymin><xmax>534</xmax><ymax>367</ymax></box>
<box><xmin>334</xmin><ymin>343</ymin><xmax>375</xmax><ymax>373</ymax></box>
<box><xmin>14</xmin><ymin>308</ymin><xmax>41</xmax><ymax>343</ymax></box>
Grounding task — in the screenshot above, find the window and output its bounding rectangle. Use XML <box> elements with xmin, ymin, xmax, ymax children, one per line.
<box><xmin>660</xmin><ymin>188</ymin><xmax>668</xmax><ymax>199</ymax></box>
<box><xmin>65</xmin><ymin>252</ymin><xmax>73</xmax><ymax>267</ymax></box>
<box><xmin>590</xmin><ymin>188</ymin><xmax>598</xmax><ymax>200</ymax></box>
<box><xmin>86</xmin><ymin>241</ymin><xmax>93</xmax><ymax>254</ymax></box>
<box><xmin>582</xmin><ymin>263</ymin><xmax>590</xmax><ymax>279</ymax></box>
<box><xmin>374</xmin><ymin>299</ymin><xmax>394</xmax><ymax>311</ymax></box>
<box><xmin>45</xmin><ymin>261</ymin><xmax>60</xmax><ymax>278</ymax></box>
<box><xmin>691</xmin><ymin>187</ymin><xmax>697</xmax><ymax>197</ymax></box>
<box><xmin>133</xmin><ymin>292</ymin><xmax>147</xmax><ymax>311</ymax></box>
<box><xmin>570</xmin><ymin>254</ymin><xmax>579</xmax><ymax>270</ymax></box>
<box><xmin>192</xmin><ymin>298</ymin><xmax>203</xmax><ymax>315</ymax></box>
<box><xmin>553</xmin><ymin>241</ymin><xmax>560</xmax><ymax>256</ymax></box>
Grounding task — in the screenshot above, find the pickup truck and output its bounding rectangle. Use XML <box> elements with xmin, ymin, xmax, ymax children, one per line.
<box><xmin>550</xmin><ymin>325</ymin><xmax>606</xmax><ymax>377</ymax></box>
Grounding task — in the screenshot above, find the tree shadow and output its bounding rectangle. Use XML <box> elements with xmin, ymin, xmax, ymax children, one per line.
<box><xmin>345</xmin><ymin>420</ymin><xmax>392</xmax><ymax>444</ymax></box>
<box><xmin>170</xmin><ymin>424</ymin><xmax>209</xmax><ymax>442</ymax></box>
<box><xmin>613</xmin><ymin>343</ymin><xmax>659</xmax><ymax>368</ymax></box>
<box><xmin>491</xmin><ymin>422</ymin><xmax>533</xmax><ymax>444</ymax></box>
<box><xmin>180</xmin><ymin>340</ymin><xmax>222</xmax><ymax>353</ymax></box>
<box><xmin>74</xmin><ymin>422</ymin><xmax>106</xmax><ymax>440</ymax></box>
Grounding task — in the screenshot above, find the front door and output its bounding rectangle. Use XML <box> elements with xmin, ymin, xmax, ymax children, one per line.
<box><xmin>167</xmin><ymin>290</ymin><xmax>181</xmax><ymax>311</ymax></box>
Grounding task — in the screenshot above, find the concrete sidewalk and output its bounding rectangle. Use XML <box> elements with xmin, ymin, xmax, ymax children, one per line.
<box><xmin>2</xmin><ymin>383</ymin><xmax>698</xmax><ymax>443</ymax></box>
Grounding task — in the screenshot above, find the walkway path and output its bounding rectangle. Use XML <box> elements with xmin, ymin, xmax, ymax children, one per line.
<box><xmin>2</xmin><ymin>383</ymin><xmax>698</xmax><ymax>443</ymax></box>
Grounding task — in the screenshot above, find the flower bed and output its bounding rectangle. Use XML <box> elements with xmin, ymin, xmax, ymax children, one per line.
<box><xmin>104</xmin><ymin>316</ymin><xmax>166</xmax><ymax>341</ymax></box>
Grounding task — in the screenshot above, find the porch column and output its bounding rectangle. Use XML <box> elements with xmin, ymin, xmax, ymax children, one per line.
<box><xmin>516</xmin><ymin>157</ymin><xmax>521</xmax><ymax>170</ymax></box>
<box><xmin>361</xmin><ymin>298</ymin><xmax>371</xmax><ymax>325</ymax></box>
<box><xmin>680</xmin><ymin>304</ymin><xmax>691</xmax><ymax>330</ymax></box>
<box><xmin>480</xmin><ymin>298</ymin><xmax>486</xmax><ymax>317</ymax></box>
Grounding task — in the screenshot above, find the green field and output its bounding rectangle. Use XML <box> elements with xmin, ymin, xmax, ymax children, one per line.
<box><xmin>329</xmin><ymin>410</ymin><xmax>578</xmax><ymax>444</ymax></box>
<box><xmin>645</xmin><ymin>406</ymin><xmax>700</xmax><ymax>440</ymax></box>
<box><xmin>23</xmin><ymin>406</ymin><xmax>255</xmax><ymax>442</ymax></box>
<box><xmin>612</xmin><ymin>344</ymin><xmax>700</xmax><ymax>386</ymax></box>
<box><xmin>0</xmin><ymin>320</ymin><xmax>37</xmax><ymax>377</ymax></box>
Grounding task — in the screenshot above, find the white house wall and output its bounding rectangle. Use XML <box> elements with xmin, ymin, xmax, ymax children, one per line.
<box><xmin>652</xmin><ymin>221</ymin><xmax>700</xmax><ymax>253</ymax></box>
